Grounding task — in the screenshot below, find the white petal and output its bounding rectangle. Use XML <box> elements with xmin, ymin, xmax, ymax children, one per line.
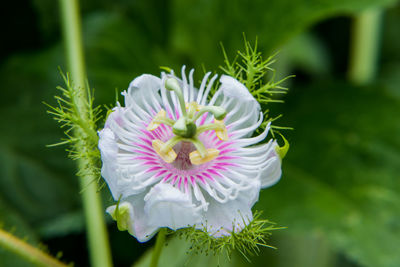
<box><xmin>144</xmin><ymin>183</ymin><xmax>202</xmax><ymax>230</ymax></box>
<box><xmin>99</xmin><ymin>119</ymin><xmax>150</xmax><ymax>200</ymax></box>
<box><xmin>260</xmin><ymin>142</ymin><xmax>282</xmax><ymax>188</ymax></box>
<box><xmin>196</xmin><ymin>72</ymin><xmax>212</xmax><ymax>103</ymax></box>
<box><xmin>107</xmin><ymin>192</ymin><xmax>159</xmax><ymax>242</ymax></box>
<box><xmin>219</xmin><ymin>75</ymin><xmax>254</xmax><ymax>101</ymax></box>
<box><xmin>125</xmin><ymin>74</ymin><xmax>163</xmax><ymax>113</ymax></box>
<box><xmin>218</xmin><ymin>75</ymin><xmax>260</xmax><ymax>136</ymax></box>
<box><xmin>200</xmin><ymin>179</ymin><xmax>260</xmax><ymax>237</ymax></box>
<box><xmin>98</xmin><ymin>128</ymin><xmax>120</xmax><ymax>200</ymax></box>
<box><xmin>104</xmin><ymin>106</ymin><xmax>125</xmax><ymax>129</ymax></box>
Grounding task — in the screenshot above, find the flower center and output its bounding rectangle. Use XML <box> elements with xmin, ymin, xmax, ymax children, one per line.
<box><xmin>147</xmin><ymin>78</ymin><xmax>229</xmax><ymax>165</ymax></box>
<box><xmin>172</xmin><ymin>141</ymin><xmax>195</xmax><ymax>170</ymax></box>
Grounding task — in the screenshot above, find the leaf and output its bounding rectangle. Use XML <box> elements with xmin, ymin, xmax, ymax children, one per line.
<box><xmin>257</xmin><ymin>81</ymin><xmax>400</xmax><ymax>267</ymax></box>
<box><xmin>379</xmin><ymin>6</ymin><xmax>400</xmax><ymax>100</ymax></box>
<box><xmin>37</xmin><ymin>211</ymin><xmax>85</xmax><ymax>239</ymax></box>
<box><xmin>274</xmin><ymin>33</ymin><xmax>331</xmax><ymax>78</ymax></box>
<box><xmin>170</xmin><ymin>0</ymin><xmax>396</xmax><ymax>69</ymax></box>
<box><xmin>0</xmin><ymin>106</ymin><xmax>81</xmax><ymax>225</ymax></box>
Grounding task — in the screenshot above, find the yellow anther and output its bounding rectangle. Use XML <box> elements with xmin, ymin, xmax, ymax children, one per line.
<box><xmin>189</xmin><ymin>148</ymin><xmax>220</xmax><ymax>165</ymax></box>
<box><xmin>214</xmin><ymin>120</ymin><xmax>229</xmax><ymax>141</ymax></box>
<box><xmin>185</xmin><ymin>102</ymin><xmax>204</xmax><ymax>111</ymax></box>
<box><xmin>147</xmin><ymin>109</ymin><xmax>167</xmax><ymax>131</ymax></box>
<box><xmin>152</xmin><ymin>139</ymin><xmax>177</xmax><ymax>163</ymax></box>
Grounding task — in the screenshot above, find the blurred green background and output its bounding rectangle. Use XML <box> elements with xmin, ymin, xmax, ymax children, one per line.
<box><xmin>0</xmin><ymin>0</ymin><xmax>399</xmax><ymax>266</ymax></box>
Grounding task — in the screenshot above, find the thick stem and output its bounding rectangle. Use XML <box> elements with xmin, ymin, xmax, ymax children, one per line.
<box><xmin>0</xmin><ymin>229</ymin><xmax>68</xmax><ymax>267</ymax></box>
<box><xmin>58</xmin><ymin>1</ymin><xmax>113</xmax><ymax>267</ymax></box>
<box><xmin>348</xmin><ymin>8</ymin><xmax>383</xmax><ymax>85</ymax></box>
<box><xmin>150</xmin><ymin>229</ymin><xmax>167</xmax><ymax>267</ymax></box>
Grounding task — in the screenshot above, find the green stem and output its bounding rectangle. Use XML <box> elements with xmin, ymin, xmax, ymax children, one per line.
<box><xmin>150</xmin><ymin>229</ymin><xmax>167</xmax><ymax>267</ymax></box>
<box><xmin>0</xmin><ymin>229</ymin><xmax>69</xmax><ymax>267</ymax></box>
<box><xmin>58</xmin><ymin>1</ymin><xmax>113</xmax><ymax>267</ymax></box>
<box><xmin>348</xmin><ymin>8</ymin><xmax>383</xmax><ymax>85</ymax></box>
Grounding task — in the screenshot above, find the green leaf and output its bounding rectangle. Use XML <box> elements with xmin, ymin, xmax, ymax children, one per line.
<box><xmin>170</xmin><ymin>0</ymin><xmax>396</xmax><ymax>69</ymax></box>
<box><xmin>0</xmin><ymin>106</ymin><xmax>81</xmax><ymax>226</ymax></box>
<box><xmin>37</xmin><ymin>211</ymin><xmax>85</xmax><ymax>239</ymax></box>
<box><xmin>258</xmin><ymin>81</ymin><xmax>400</xmax><ymax>267</ymax></box>
<box><xmin>274</xmin><ymin>33</ymin><xmax>331</xmax><ymax>78</ymax></box>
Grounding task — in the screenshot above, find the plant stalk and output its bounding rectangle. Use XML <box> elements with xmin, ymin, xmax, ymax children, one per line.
<box><xmin>348</xmin><ymin>8</ymin><xmax>383</xmax><ymax>85</ymax></box>
<box><xmin>0</xmin><ymin>228</ymin><xmax>69</xmax><ymax>267</ymax></box>
<box><xmin>150</xmin><ymin>229</ymin><xmax>167</xmax><ymax>267</ymax></box>
<box><xmin>58</xmin><ymin>0</ymin><xmax>113</xmax><ymax>267</ymax></box>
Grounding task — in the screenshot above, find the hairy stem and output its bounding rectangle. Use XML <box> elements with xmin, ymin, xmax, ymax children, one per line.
<box><xmin>348</xmin><ymin>8</ymin><xmax>383</xmax><ymax>85</ymax></box>
<box><xmin>0</xmin><ymin>229</ymin><xmax>69</xmax><ymax>267</ymax></box>
<box><xmin>150</xmin><ymin>229</ymin><xmax>167</xmax><ymax>267</ymax></box>
<box><xmin>58</xmin><ymin>0</ymin><xmax>113</xmax><ymax>267</ymax></box>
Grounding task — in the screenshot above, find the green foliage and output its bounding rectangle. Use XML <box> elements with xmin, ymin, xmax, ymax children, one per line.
<box><xmin>0</xmin><ymin>197</ymin><xmax>40</xmax><ymax>267</ymax></box>
<box><xmin>0</xmin><ymin>47</ymin><xmax>81</xmax><ymax>232</ymax></box>
<box><xmin>221</xmin><ymin>39</ymin><xmax>293</xmax><ymax>137</ymax></box>
<box><xmin>258</xmin><ymin>81</ymin><xmax>400</xmax><ymax>267</ymax></box>
<box><xmin>221</xmin><ymin>39</ymin><xmax>292</xmax><ymax>104</ymax></box>
<box><xmin>0</xmin><ymin>227</ymin><xmax>71</xmax><ymax>267</ymax></box>
<box><xmin>1</xmin><ymin>0</ymin><xmax>400</xmax><ymax>265</ymax></box>
<box><xmin>276</xmin><ymin>33</ymin><xmax>332</xmax><ymax>77</ymax></box>
<box><xmin>176</xmin><ymin>211</ymin><xmax>280</xmax><ymax>262</ymax></box>
<box><xmin>170</xmin><ymin>0</ymin><xmax>397</xmax><ymax>67</ymax></box>
<box><xmin>44</xmin><ymin>71</ymin><xmax>103</xmax><ymax>185</ymax></box>
<box><xmin>134</xmin><ymin>235</ymin><xmax>242</xmax><ymax>267</ymax></box>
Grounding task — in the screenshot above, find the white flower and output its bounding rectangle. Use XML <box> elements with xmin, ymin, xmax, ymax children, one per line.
<box><xmin>99</xmin><ymin>66</ymin><xmax>282</xmax><ymax>242</ymax></box>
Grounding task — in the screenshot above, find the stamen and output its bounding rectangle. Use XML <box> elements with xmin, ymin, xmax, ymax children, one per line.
<box><xmin>147</xmin><ymin>109</ymin><xmax>169</xmax><ymax>131</ymax></box>
<box><xmin>214</xmin><ymin>119</ymin><xmax>228</xmax><ymax>141</ymax></box>
<box><xmin>152</xmin><ymin>139</ymin><xmax>177</xmax><ymax>163</ymax></box>
<box><xmin>193</xmin><ymin>105</ymin><xmax>227</xmax><ymax>121</ymax></box>
<box><xmin>189</xmin><ymin>148</ymin><xmax>220</xmax><ymax>165</ymax></box>
<box><xmin>190</xmin><ymin>137</ymin><xmax>208</xmax><ymax>158</ymax></box>
<box><xmin>196</xmin><ymin>121</ymin><xmax>229</xmax><ymax>141</ymax></box>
